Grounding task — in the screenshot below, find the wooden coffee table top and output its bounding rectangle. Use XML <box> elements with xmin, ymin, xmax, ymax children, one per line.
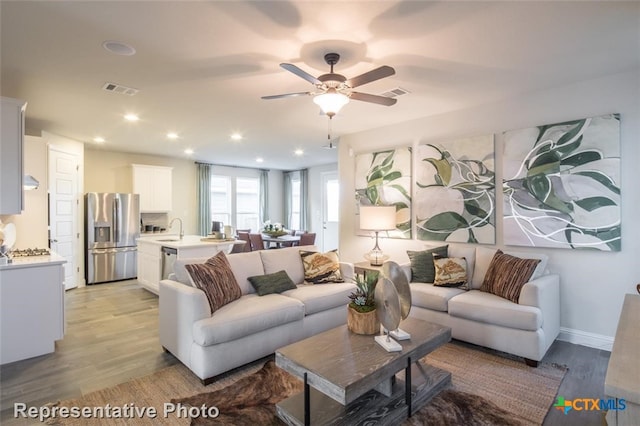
<box><xmin>276</xmin><ymin>317</ymin><xmax>450</xmax><ymax>405</ymax></box>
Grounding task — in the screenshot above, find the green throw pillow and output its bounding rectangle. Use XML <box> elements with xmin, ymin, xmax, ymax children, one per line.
<box><xmin>406</xmin><ymin>245</ymin><xmax>448</xmax><ymax>283</ymax></box>
<box><xmin>248</xmin><ymin>270</ymin><xmax>297</xmax><ymax>296</ymax></box>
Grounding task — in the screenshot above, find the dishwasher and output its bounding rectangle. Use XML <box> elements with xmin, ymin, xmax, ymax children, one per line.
<box><xmin>161</xmin><ymin>246</ymin><xmax>178</xmax><ymax>280</ymax></box>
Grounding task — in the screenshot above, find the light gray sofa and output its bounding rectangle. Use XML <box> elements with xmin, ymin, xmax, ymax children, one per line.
<box><xmin>159</xmin><ymin>245</ymin><xmax>356</xmax><ymax>383</ymax></box>
<box><xmin>403</xmin><ymin>244</ymin><xmax>560</xmax><ymax>366</ymax></box>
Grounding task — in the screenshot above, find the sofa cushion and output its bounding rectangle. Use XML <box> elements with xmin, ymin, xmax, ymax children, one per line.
<box><xmin>480</xmin><ymin>250</ymin><xmax>540</xmax><ymax>303</ymax></box>
<box><xmin>185</xmin><ymin>252</ymin><xmax>242</xmax><ymax>312</ymax></box>
<box><xmin>447</xmin><ymin>245</ymin><xmax>476</xmax><ymax>285</ymax></box>
<box><xmin>282</xmin><ymin>282</ymin><xmax>357</xmax><ymax>315</ymax></box>
<box><xmin>248</xmin><ymin>270</ymin><xmax>297</xmax><ymax>296</ymax></box>
<box><xmin>259</xmin><ymin>245</ymin><xmax>317</xmax><ymax>284</ymax></box>
<box><xmin>173</xmin><ymin>257</ymin><xmax>209</xmax><ymax>285</ymax></box>
<box><xmin>406</xmin><ymin>245</ymin><xmax>448</xmax><ymax>283</ymax></box>
<box><xmin>192</xmin><ymin>294</ymin><xmax>304</xmax><ymax>346</ymax></box>
<box><xmin>300</xmin><ymin>250</ymin><xmax>344</xmax><ymax>284</ymax></box>
<box><xmin>433</xmin><ymin>256</ymin><xmax>468</xmax><ymax>288</ymax></box>
<box><xmin>410</xmin><ymin>282</ymin><xmax>466</xmax><ymax>312</ymax></box>
<box><xmin>471</xmin><ymin>247</ymin><xmax>548</xmax><ymax>289</ymax></box>
<box><xmin>226</xmin><ymin>251</ymin><xmax>264</xmax><ymax>294</ymax></box>
<box><xmin>448</xmin><ymin>290</ymin><xmax>542</xmax><ymax>331</ymax></box>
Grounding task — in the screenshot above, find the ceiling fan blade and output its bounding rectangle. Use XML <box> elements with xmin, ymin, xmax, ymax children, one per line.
<box><xmin>280</xmin><ymin>63</ymin><xmax>321</xmax><ymax>85</ymax></box>
<box><xmin>350</xmin><ymin>91</ymin><xmax>397</xmax><ymax>106</ymax></box>
<box><xmin>346</xmin><ymin>65</ymin><xmax>395</xmax><ymax>88</ymax></box>
<box><xmin>261</xmin><ymin>92</ymin><xmax>312</xmax><ymax>100</ymax></box>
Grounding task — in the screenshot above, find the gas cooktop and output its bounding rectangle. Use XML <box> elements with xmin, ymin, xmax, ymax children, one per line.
<box><xmin>10</xmin><ymin>248</ymin><xmax>51</xmax><ymax>257</ymax></box>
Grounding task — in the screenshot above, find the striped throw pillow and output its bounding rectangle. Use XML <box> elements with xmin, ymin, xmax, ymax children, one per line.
<box><xmin>185</xmin><ymin>251</ymin><xmax>242</xmax><ymax>312</ymax></box>
<box><xmin>480</xmin><ymin>250</ymin><xmax>540</xmax><ymax>303</ymax></box>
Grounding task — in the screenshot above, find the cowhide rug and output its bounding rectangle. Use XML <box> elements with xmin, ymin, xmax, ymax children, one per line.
<box><xmin>172</xmin><ymin>360</ymin><xmax>524</xmax><ymax>426</ymax></box>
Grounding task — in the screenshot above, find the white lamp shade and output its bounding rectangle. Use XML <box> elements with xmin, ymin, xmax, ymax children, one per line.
<box><xmin>313</xmin><ymin>89</ymin><xmax>349</xmax><ymax>116</ymax></box>
<box><xmin>359</xmin><ymin>205</ymin><xmax>396</xmax><ymax>231</ymax></box>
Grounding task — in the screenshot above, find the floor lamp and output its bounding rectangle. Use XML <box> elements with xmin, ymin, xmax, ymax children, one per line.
<box><xmin>359</xmin><ymin>205</ymin><xmax>397</xmax><ymax>266</ymax></box>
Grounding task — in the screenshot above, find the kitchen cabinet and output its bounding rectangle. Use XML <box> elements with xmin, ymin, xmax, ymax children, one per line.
<box><xmin>132</xmin><ymin>164</ymin><xmax>172</xmax><ymax>212</ymax></box>
<box><xmin>137</xmin><ymin>239</ymin><xmax>162</xmax><ymax>294</ymax></box>
<box><xmin>0</xmin><ymin>254</ymin><xmax>66</xmax><ymax>364</ymax></box>
<box><xmin>0</xmin><ymin>97</ymin><xmax>27</xmax><ymax>214</ymax></box>
<box><xmin>136</xmin><ymin>236</ymin><xmax>240</xmax><ymax>294</ymax></box>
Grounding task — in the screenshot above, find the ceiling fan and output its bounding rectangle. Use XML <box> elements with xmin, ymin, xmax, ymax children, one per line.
<box><xmin>262</xmin><ymin>53</ymin><xmax>397</xmax><ymax>118</ymax></box>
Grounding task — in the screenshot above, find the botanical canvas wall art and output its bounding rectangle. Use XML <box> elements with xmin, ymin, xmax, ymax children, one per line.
<box><xmin>502</xmin><ymin>114</ymin><xmax>620</xmax><ymax>251</ymax></box>
<box><xmin>415</xmin><ymin>135</ymin><xmax>495</xmax><ymax>244</ymax></box>
<box><xmin>355</xmin><ymin>147</ymin><xmax>412</xmax><ymax>239</ymax></box>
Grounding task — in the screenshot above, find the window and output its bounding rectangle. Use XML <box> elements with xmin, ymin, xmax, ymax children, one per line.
<box><xmin>211</xmin><ymin>175</ymin><xmax>260</xmax><ymax>232</ymax></box>
<box><xmin>290</xmin><ymin>178</ymin><xmax>301</xmax><ymax>231</ymax></box>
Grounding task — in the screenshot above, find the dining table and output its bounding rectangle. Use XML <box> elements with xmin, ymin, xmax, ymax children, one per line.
<box><xmin>261</xmin><ymin>234</ymin><xmax>301</xmax><ymax>248</ymax></box>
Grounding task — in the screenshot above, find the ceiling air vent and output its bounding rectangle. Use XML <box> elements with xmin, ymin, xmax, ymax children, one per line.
<box><xmin>102</xmin><ymin>82</ymin><xmax>139</xmax><ymax>96</ymax></box>
<box><xmin>380</xmin><ymin>87</ymin><xmax>410</xmax><ymax>98</ymax></box>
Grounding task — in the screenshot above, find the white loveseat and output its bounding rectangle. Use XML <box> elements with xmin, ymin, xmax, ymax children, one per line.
<box><xmin>403</xmin><ymin>244</ymin><xmax>560</xmax><ymax>366</ymax></box>
<box><xmin>159</xmin><ymin>245</ymin><xmax>356</xmax><ymax>383</ymax></box>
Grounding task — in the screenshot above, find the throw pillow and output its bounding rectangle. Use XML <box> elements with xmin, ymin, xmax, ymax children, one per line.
<box><xmin>185</xmin><ymin>251</ymin><xmax>242</xmax><ymax>312</ymax></box>
<box><xmin>248</xmin><ymin>270</ymin><xmax>297</xmax><ymax>296</ymax></box>
<box><xmin>299</xmin><ymin>250</ymin><xmax>344</xmax><ymax>284</ymax></box>
<box><xmin>406</xmin><ymin>245</ymin><xmax>448</xmax><ymax>283</ymax></box>
<box><xmin>433</xmin><ymin>256</ymin><xmax>468</xmax><ymax>288</ymax></box>
<box><xmin>480</xmin><ymin>250</ymin><xmax>541</xmax><ymax>303</ymax></box>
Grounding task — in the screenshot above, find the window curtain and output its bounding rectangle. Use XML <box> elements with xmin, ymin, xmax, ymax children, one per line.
<box><xmin>300</xmin><ymin>168</ymin><xmax>309</xmax><ymax>232</ymax></box>
<box><xmin>259</xmin><ymin>169</ymin><xmax>269</xmax><ymax>224</ymax></box>
<box><xmin>283</xmin><ymin>171</ymin><xmax>293</xmax><ymax>229</ymax></box>
<box><xmin>197</xmin><ymin>163</ymin><xmax>212</xmax><ymax>236</ymax></box>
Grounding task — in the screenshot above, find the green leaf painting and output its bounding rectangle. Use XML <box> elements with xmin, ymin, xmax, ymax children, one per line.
<box><xmin>415</xmin><ymin>135</ymin><xmax>495</xmax><ymax>244</ymax></box>
<box><xmin>355</xmin><ymin>147</ymin><xmax>412</xmax><ymax>239</ymax></box>
<box><xmin>503</xmin><ymin>114</ymin><xmax>621</xmax><ymax>251</ymax></box>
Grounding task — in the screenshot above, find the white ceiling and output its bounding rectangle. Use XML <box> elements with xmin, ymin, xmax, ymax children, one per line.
<box><xmin>1</xmin><ymin>1</ymin><xmax>638</xmax><ymax>170</ymax></box>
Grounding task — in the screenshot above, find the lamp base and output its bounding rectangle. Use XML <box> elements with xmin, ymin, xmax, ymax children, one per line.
<box><xmin>375</xmin><ymin>335</ymin><xmax>402</xmax><ymax>352</ymax></box>
<box><xmin>364</xmin><ymin>249</ymin><xmax>389</xmax><ymax>267</ymax></box>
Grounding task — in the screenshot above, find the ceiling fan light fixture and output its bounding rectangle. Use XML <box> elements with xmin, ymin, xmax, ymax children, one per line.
<box><xmin>313</xmin><ymin>89</ymin><xmax>349</xmax><ymax>117</ymax></box>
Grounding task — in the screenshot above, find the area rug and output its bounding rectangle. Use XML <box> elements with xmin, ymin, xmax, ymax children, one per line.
<box><xmin>42</xmin><ymin>342</ymin><xmax>566</xmax><ymax>426</ymax></box>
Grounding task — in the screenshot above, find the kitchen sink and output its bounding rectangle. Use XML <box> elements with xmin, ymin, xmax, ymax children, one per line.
<box><xmin>157</xmin><ymin>238</ymin><xmax>180</xmax><ymax>242</ymax></box>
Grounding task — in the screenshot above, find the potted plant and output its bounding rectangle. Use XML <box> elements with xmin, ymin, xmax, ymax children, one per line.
<box><xmin>262</xmin><ymin>220</ymin><xmax>288</xmax><ymax>237</ymax></box>
<box><xmin>347</xmin><ymin>273</ymin><xmax>380</xmax><ymax>335</ymax></box>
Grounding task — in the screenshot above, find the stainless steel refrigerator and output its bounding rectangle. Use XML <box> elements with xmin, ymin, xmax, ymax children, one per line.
<box><xmin>85</xmin><ymin>193</ymin><xmax>140</xmax><ymax>284</ymax></box>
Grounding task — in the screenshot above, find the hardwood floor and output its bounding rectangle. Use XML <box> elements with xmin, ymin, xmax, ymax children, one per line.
<box><xmin>1</xmin><ymin>280</ymin><xmax>611</xmax><ymax>425</ymax></box>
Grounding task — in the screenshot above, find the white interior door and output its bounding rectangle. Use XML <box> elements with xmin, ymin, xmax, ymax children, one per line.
<box><xmin>322</xmin><ymin>172</ymin><xmax>339</xmax><ymax>252</ymax></box>
<box><xmin>49</xmin><ymin>148</ymin><xmax>79</xmax><ymax>290</ymax></box>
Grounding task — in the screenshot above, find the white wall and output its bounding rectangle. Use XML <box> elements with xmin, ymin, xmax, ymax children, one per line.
<box><xmin>0</xmin><ymin>135</ymin><xmax>48</xmax><ymax>248</ymax></box>
<box><xmin>338</xmin><ymin>70</ymin><xmax>640</xmax><ymax>347</ymax></box>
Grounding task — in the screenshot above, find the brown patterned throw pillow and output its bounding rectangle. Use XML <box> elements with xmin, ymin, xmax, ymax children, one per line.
<box><xmin>480</xmin><ymin>250</ymin><xmax>541</xmax><ymax>303</ymax></box>
<box><xmin>299</xmin><ymin>250</ymin><xmax>344</xmax><ymax>284</ymax></box>
<box><xmin>433</xmin><ymin>257</ymin><xmax>468</xmax><ymax>288</ymax></box>
<box><xmin>185</xmin><ymin>251</ymin><xmax>242</xmax><ymax>312</ymax></box>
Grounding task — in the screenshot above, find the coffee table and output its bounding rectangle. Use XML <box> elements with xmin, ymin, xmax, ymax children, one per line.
<box><xmin>275</xmin><ymin>317</ymin><xmax>451</xmax><ymax>426</ymax></box>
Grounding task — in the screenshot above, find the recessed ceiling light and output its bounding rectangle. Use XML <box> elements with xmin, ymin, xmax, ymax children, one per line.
<box><xmin>230</xmin><ymin>133</ymin><xmax>243</xmax><ymax>141</ymax></box>
<box><xmin>294</xmin><ymin>149</ymin><xmax>304</xmax><ymax>156</ymax></box>
<box><xmin>93</xmin><ymin>137</ymin><xmax>105</xmax><ymax>143</ymax></box>
<box><xmin>102</xmin><ymin>40</ymin><xmax>136</xmax><ymax>56</ymax></box>
<box><xmin>256</xmin><ymin>157</ymin><xmax>264</xmax><ymax>163</ymax></box>
<box><xmin>124</xmin><ymin>113</ymin><xmax>139</xmax><ymax>122</ymax></box>
<box><xmin>167</xmin><ymin>132</ymin><xmax>179</xmax><ymax>140</ymax></box>
<box><xmin>184</xmin><ymin>148</ymin><xmax>194</xmax><ymax>155</ymax></box>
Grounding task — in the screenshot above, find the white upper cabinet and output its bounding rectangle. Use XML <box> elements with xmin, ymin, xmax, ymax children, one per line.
<box><xmin>132</xmin><ymin>164</ymin><xmax>173</xmax><ymax>212</ymax></box>
<box><xmin>0</xmin><ymin>97</ymin><xmax>27</xmax><ymax>214</ymax></box>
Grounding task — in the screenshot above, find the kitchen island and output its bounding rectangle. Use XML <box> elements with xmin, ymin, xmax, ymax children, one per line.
<box><xmin>136</xmin><ymin>235</ymin><xmax>244</xmax><ymax>294</ymax></box>
<box><xmin>0</xmin><ymin>253</ymin><xmax>66</xmax><ymax>364</ymax></box>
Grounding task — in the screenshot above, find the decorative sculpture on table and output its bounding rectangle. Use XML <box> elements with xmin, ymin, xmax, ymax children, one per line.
<box><xmin>374</xmin><ymin>261</ymin><xmax>413</xmax><ymax>352</ymax></box>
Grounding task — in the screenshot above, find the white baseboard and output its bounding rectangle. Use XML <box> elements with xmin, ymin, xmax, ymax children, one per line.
<box><xmin>557</xmin><ymin>327</ymin><xmax>614</xmax><ymax>352</ymax></box>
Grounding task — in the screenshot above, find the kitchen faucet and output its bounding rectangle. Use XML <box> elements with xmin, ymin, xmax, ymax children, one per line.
<box><xmin>169</xmin><ymin>218</ymin><xmax>184</xmax><ymax>239</ymax></box>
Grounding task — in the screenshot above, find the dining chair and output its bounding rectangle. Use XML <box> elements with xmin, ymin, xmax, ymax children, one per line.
<box><xmin>236</xmin><ymin>229</ymin><xmax>251</xmax><ymax>235</ymax></box>
<box><xmin>249</xmin><ymin>233</ymin><xmax>267</xmax><ymax>251</ymax></box>
<box><xmin>298</xmin><ymin>232</ymin><xmax>316</xmax><ymax>246</ymax></box>
<box><xmin>234</xmin><ymin>232</ymin><xmax>252</xmax><ymax>252</ymax></box>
